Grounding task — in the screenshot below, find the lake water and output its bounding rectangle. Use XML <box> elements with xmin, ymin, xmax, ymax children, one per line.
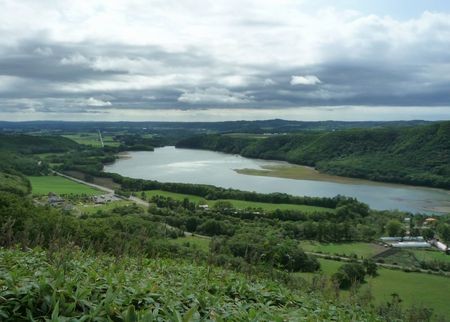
<box><xmin>104</xmin><ymin>146</ymin><xmax>450</xmax><ymax>214</ymax></box>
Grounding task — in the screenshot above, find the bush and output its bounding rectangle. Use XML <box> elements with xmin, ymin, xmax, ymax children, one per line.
<box><xmin>332</xmin><ymin>263</ymin><xmax>366</xmax><ymax>289</ymax></box>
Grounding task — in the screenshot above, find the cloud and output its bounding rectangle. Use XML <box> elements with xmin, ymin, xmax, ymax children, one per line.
<box><xmin>85</xmin><ymin>97</ymin><xmax>112</xmax><ymax>106</ymax></box>
<box><xmin>60</xmin><ymin>53</ymin><xmax>90</xmax><ymax>66</ymax></box>
<box><xmin>178</xmin><ymin>87</ymin><xmax>253</xmax><ymax>104</ymax></box>
<box><xmin>0</xmin><ymin>1</ymin><xmax>449</xmax><ymax>118</ymax></box>
<box><xmin>290</xmin><ymin>75</ymin><xmax>321</xmax><ymax>86</ymax></box>
<box><xmin>33</xmin><ymin>47</ymin><xmax>53</xmax><ymax>56</ymax></box>
<box><xmin>263</xmin><ymin>78</ymin><xmax>276</xmax><ymax>86</ymax></box>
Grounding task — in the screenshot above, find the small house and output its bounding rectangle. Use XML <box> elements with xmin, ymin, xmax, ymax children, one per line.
<box><xmin>48</xmin><ymin>193</ymin><xmax>64</xmax><ymax>206</ymax></box>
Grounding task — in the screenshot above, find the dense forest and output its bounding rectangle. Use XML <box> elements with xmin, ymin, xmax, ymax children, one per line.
<box><xmin>176</xmin><ymin>121</ymin><xmax>450</xmax><ymax>189</ymax></box>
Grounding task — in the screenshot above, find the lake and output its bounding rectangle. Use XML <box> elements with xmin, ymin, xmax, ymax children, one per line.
<box><xmin>104</xmin><ymin>146</ymin><xmax>450</xmax><ymax>214</ymax></box>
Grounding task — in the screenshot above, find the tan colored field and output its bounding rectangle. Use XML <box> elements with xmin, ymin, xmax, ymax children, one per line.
<box><xmin>237</xmin><ymin>164</ymin><xmax>393</xmax><ymax>185</ymax></box>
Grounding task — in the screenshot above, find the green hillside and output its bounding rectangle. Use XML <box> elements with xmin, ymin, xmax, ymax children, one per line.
<box><xmin>0</xmin><ymin>172</ymin><xmax>30</xmax><ymax>196</ymax></box>
<box><xmin>176</xmin><ymin>121</ymin><xmax>450</xmax><ymax>189</ymax></box>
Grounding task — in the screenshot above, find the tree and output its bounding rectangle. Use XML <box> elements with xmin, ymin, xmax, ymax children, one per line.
<box><xmin>438</xmin><ymin>224</ymin><xmax>450</xmax><ymax>244</ymax></box>
<box><xmin>332</xmin><ymin>263</ymin><xmax>366</xmax><ymax>289</ymax></box>
<box><xmin>213</xmin><ymin>200</ymin><xmax>234</xmax><ymax>212</ymax></box>
<box><xmin>385</xmin><ymin>219</ymin><xmax>403</xmax><ymax>237</ymax></box>
<box><xmin>422</xmin><ymin>228</ymin><xmax>434</xmax><ymax>240</ymax></box>
<box><xmin>363</xmin><ymin>259</ymin><xmax>378</xmax><ymax>277</ymax></box>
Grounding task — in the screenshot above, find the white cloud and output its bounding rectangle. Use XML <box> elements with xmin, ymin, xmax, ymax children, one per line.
<box><xmin>263</xmin><ymin>78</ymin><xmax>276</xmax><ymax>86</ymax></box>
<box><xmin>34</xmin><ymin>47</ymin><xmax>53</xmax><ymax>56</ymax></box>
<box><xmin>85</xmin><ymin>97</ymin><xmax>112</xmax><ymax>106</ymax></box>
<box><xmin>58</xmin><ymin>74</ymin><xmax>205</xmax><ymax>93</ymax></box>
<box><xmin>90</xmin><ymin>56</ymin><xmax>163</xmax><ymax>73</ymax></box>
<box><xmin>178</xmin><ymin>87</ymin><xmax>253</xmax><ymax>104</ymax></box>
<box><xmin>290</xmin><ymin>75</ymin><xmax>321</xmax><ymax>86</ymax></box>
<box><xmin>60</xmin><ymin>53</ymin><xmax>90</xmax><ymax>65</ymax></box>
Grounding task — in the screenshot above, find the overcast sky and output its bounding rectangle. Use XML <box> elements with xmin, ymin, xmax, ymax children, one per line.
<box><xmin>1</xmin><ymin>0</ymin><xmax>450</xmax><ymax>121</ymax></box>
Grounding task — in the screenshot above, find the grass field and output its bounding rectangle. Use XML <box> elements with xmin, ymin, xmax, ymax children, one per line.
<box><xmin>142</xmin><ymin>190</ymin><xmax>334</xmax><ymax>213</ymax></box>
<box><xmin>28</xmin><ymin>176</ymin><xmax>102</xmax><ymax>195</ymax></box>
<box><xmin>300</xmin><ymin>241</ymin><xmax>386</xmax><ymax>258</ymax></box>
<box><xmin>411</xmin><ymin>249</ymin><xmax>450</xmax><ymax>263</ymax></box>
<box><xmin>297</xmin><ymin>258</ymin><xmax>450</xmax><ymax>318</ymax></box>
<box><xmin>169</xmin><ymin>235</ymin><xmax>210</xmax><ymax>252</ymax></box>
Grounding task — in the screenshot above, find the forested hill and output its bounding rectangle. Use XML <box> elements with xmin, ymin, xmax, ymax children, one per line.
<box><xmin>0</xmin><ymin>134</ymin><xmax>80</xmax><ymax>180</ymax></box>
<box><xmin>176</xmin><ymin>121</ymin><xmax>450</xmax><ymax>189</ymax></box>
<box><xmin>0</xmin><ymin>134</ymin><xmax>79</xmax><ymax>153</ymax></box>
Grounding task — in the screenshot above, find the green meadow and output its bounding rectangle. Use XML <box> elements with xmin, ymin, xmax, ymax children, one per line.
<box><xmin>142</xmin><ymin>189</ymin><xmax>333</xmax><ymax>213</ymax></box>
<box><xmin>168</xmin><ymin>235</ymin><xmax>211</xmax><ymax>252</ymax></box>
<box><xmin>28</xmin><ymin>176</ymin><xmax>102</xmax><ymax>195</ymax></box>
<box><xmin>411</xmin><ymin>249</ymin><xmax>450</xmax><ymax>264</ymax></box>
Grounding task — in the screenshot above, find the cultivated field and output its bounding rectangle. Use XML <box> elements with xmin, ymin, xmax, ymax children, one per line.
<box><xmin>62</xmin><ymin>133</ymin><xmax>119</xmax><ymax>147</ymax></box>
<box><xmin>28</xmin><ymin>176</ymin><xmax>102</xmax><ymax>195</ymax></box>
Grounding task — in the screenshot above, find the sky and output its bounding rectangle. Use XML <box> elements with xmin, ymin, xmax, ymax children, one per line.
<box><xmin>1</xmin><ymin>0</ymin><xmax>450</xmax><ymax>122</ymax></box>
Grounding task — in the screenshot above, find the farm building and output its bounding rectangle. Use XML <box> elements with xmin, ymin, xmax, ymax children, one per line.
<box><xmin>380</xmin><ymin>236</ymin><xmax>424</xmax><ymax>242</ymax></box>
<box><xmin>391</xmin><ymin>241</ymin><xmax>431</xmax><ymax>248</ymax></box>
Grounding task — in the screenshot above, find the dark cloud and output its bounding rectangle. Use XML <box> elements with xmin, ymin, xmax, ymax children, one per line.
<box><xmin>0</xmin><ymin>2</ymin><xmax>449</xmax><ymax>118</ymax></box>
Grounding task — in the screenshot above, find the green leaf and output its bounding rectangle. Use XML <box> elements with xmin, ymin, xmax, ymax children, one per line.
<box><xmin>124</xmin><ymin>305</ymin><xmax>138</xmax><ymax>322</ymax></box>
<box><xmin>182</xmin><ymin>305</ymin><xmax>198</xmax><ymax>322</ymax></box>
<box><xmin>51</xmin><ymin>301</ymin><xmax>60</xmax><ymax>322</ymax></box>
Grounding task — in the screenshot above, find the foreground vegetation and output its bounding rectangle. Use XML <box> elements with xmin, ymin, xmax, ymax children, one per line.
<box><xmin>0</xmin><ymin>248</ymin><xmax>384</xmax><ymax>321</ymax></box>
